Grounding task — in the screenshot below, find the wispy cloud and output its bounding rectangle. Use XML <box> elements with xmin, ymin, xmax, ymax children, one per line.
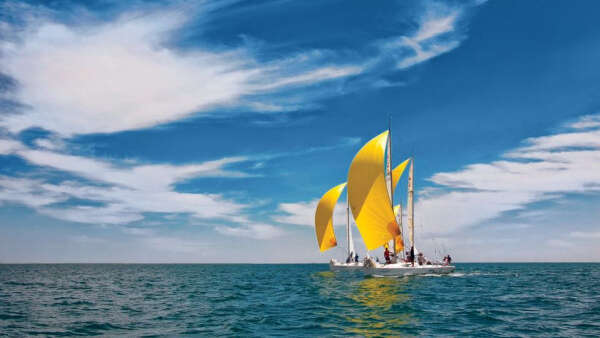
<box><xmin>0</xmin><ymin>5</ymin><xmax>362</xmax><ymax>136</ymax></box>
<box><xmin>416</xmin><ymin>114</ymin><xmax>600</xmax><ymax>235</ymax></box>
<box><xmin>274</xmin><ymin>197</ymin><xmax>349</xmax><ymax>228</ymax></box>
<box><xmin>215</xmin><ymin>223</ymin><xmax>284</xmax><ymax>239</ymax></box>
<box><xmin>0</xmin><ymin>1</ymin><xmax>479</xmax><ymax>137</ymax></box>
<box><xmin>377</xmin><ymin>2</ymin><xmax>465</xmax><ymax>69</ymax></box>
<box><xmin>0</xmin><ymin>140</ymin><xmax>250</xmax><ymax>224</ymax></box>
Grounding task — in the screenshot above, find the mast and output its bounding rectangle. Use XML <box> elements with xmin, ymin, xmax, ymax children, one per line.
<box><xmin>388</xmin><ymin>115</ymin><xmax>396</xmax><ymax>256</ymax></box>
<box><xmin>346</xmin><ymin>190</ymin><xmax>354</xmax><ymax>257</ymax></box>
<box><xmin>407</xmin><ymin>158</ymin><xmax>415</xmax><ymax>252</ymax></box>
<box><xmin>398</xmin><ymin>202</ymin><xmax>404</xmax><ymax>259</ymax></box>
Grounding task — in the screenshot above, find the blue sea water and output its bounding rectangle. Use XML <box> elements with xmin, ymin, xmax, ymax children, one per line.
<box><xmin>1</xmin><ymin>263</ymin><xmax>599</xmax><ymax>336</ymax></box>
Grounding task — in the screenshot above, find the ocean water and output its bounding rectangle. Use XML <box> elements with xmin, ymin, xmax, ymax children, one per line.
<box><xmin>1</xmin><ymin>263</ymin><xmax>599</xmax><ymax>336</ymax></box>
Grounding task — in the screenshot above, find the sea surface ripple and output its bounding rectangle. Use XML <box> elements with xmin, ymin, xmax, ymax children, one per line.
<box><xmin>1</xmin><ymin>263</ymin><xmax>599</xmax><ymax>336</ymax></box>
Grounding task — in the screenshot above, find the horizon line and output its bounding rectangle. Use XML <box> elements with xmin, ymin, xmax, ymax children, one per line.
<box><xmin>1</xmin><ymin>261</ymin><xmax>600</xmax><ymax>264</ymax></box>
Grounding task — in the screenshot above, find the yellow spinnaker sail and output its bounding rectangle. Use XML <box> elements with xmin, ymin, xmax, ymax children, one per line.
<box><xmin>348</xmin><ymin>131</ymin><xmax>400</xmax><ymax>251</ymax></box>
<box><xmin>392</xmin><ymin>158</ymin><xmax>410</xmax><ymax>194</ymax></box>
<box><xmin>314</xmin><ymin>182</ymin><xmax>346</xmax><ymax>252</ymax></box>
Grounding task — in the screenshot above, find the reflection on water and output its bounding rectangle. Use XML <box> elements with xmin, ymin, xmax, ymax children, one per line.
<box><xmin>311</xmin><ymin>270</ymin><xmax>417</xmax><ymax>336</ymax></box>
<box><xmin>345</xmin><ymin>277</ymin><xmax>415</xmax><ymax>336</ymax></box>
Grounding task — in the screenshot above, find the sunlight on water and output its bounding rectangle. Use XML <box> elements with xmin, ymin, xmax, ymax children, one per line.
<box><xmin>345</xmin><ymin>277</ymin><xmax>414</xmax><ymax>337</ymax></box>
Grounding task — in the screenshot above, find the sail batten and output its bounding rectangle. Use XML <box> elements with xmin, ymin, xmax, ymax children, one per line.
<box><xmin>315</xmin><ymin>182</ymin><xmax>346</xmax><ymax>252</ymax></box>
<box><xmin>347</xmin><ymin>131</ymin><xmax>400</xmax><ymax>251</ymax></box>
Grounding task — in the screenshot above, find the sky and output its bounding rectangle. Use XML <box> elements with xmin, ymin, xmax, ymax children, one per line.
<box><xmin>0</xmin><ymin>0</ymin><xmax>599</xmax><ymax>263</ymax></box>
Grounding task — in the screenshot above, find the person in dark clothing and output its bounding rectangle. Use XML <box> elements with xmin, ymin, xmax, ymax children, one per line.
<box><xmin>384</xmin><ymin>247</ymin><xmax>391</xmax><ymax>264</ymax></box>
<box><xmin>447</xmin><ymin>255</ymin><xmax>452</xmax><ymax>265</ymax></box>
<box><xmin>410</xmin><ymin>246</ymin><xmax>415</xmax><ymax>267</ymax></box>
<box><xmin>354</xmin><ymin>253</ymin><xmax>359</xmax><ymax>263</ymax></box>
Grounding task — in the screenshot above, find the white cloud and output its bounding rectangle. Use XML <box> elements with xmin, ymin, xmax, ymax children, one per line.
<box><xmin>0</xmin><ymin>138</ymin><xmax>22</xmax><ymax>154</ymax></box>
<box><xmin>215</xmin><ymin>223</ymin><xmax>284</xmax><ymax>239</ymax></box>
<box><xmin>18</xmin><ymin>148</ymin><xmax>251</xmax><ymax>190</ymax></box>
<box><xmin>569</xmin><ymin>114</ymin><xmax>600</xmax><ymax>129</ymax></box>
<box><xmin>414</xmin><ymin>9</ymin><xmax>459</xmax><ymax>42</ymax></box>
<box><xmin>33</xmin><ymin>137</ymin><xmax>64</xmax><ymax>151</ymax></box>
<box><xmin>0</xmin><ymin>8</ymin><xmax>363</xmax><ymax>136</ymax></box>
<box><xmin>0</xmin><ymin>175</ymin><xmax>67</xmax><ymax>207</ymax></box>
<box><xmin>0</xmin><ymin>139</ymin><xmax>251</xmax><ymax>224</ymax></box>
<box><xmin>274</xmin><ymin>198</ymin><xmax>350</xmax><ymax>228</ymax></box>
<box><xmin>379</xmin><ymin>3</ymin><xmax>465</xmax><ymax>70</ymax></box>
<box><xmin>274</xmin><ymin>200</ymin><xmax>318</xmax><ymax>226</ymax></box>
<box><xmin>416</xmin><ymin>114</ymin><xmax>600</xmax><ymax>235</ymax></box>
<box><xmin>0</xmin><ymin>1</ymin><xmax>481</xmax><ymax>136</ymax></box>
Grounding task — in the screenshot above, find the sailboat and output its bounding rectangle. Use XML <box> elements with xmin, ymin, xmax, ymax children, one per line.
<box><xmin>314</xmin><ymin>154</ymin><xmax>414</xmax><ymax>270</ymax></box>
<box><xmin>346</xmin><ymin>128</ymin><xmax>454</xmax><ymax>277</ymax></box>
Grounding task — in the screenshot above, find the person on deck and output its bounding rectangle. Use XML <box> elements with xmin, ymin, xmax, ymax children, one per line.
<box><xmin>354</xmin><ymin>253</ymin><xmax>359</xmax><ymax>263</ymax></box>
<box><xmin>447</xmin><ymin>254</ymin><xmax>452</xmax><ymax>265</ymax></box>
<box><xmin>384</xmin><ymin>246</ymin><xmax>391</xmax><ymax>264</ymax></box>
<box><xmin>417</xmin><ymin>252</ymin><xmax>425</xmax><ymax>265</ymax></box>
<box><xmin>410</xmin><ymin>247</ymin><xmax>415</xmax><ymax>267</ymax></box>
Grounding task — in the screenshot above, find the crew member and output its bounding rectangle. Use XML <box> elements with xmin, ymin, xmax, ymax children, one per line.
<box><xmin>384</xmin><ymin>246</ymin><xmax>391</xmax><ymax>264</ymax></box>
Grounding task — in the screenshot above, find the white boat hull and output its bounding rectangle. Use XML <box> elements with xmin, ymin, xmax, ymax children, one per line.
<box><xmin>364</xmin><ymin>261</ymin><xmax>455</xmax><ymax>277</ymax></box>
<box><xmin>329</xmin><ymin>259</ymin><xmax>364</xmax><ymax>270</ymax></box>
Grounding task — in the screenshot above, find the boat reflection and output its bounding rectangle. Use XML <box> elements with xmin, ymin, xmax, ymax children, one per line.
<box><xmin>345</xmin><ymin>277</ymin><xmax>415</xmax><ymax>336</ymax></box>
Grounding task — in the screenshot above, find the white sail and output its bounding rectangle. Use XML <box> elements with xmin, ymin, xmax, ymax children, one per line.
<box><xmin>346</xmin><ymin>191</ymin><xmax>355</xmax><ymax>257</ymax></box>
<box><xmin>385</xmin><ymin>133</ymin><xmax>392</xmax><ymax>200</ymax></box>
<box><xmin>407</xmin><ymin>158</ymin><xmax>414</xmax><ymax>249</ymax></box>
<box><xmin>396</xmin><ymin>203</ymin><xmax>403</xmax><ymax>258</ymax></box>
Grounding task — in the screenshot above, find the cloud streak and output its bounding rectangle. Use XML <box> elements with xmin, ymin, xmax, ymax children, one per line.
<box><xmin>0</xmin><ymin>140</ymin><xmax>250</xmax><ymax>224</ymax></box>
<box><xmin>0</xmin><ymin>1</ymin><xmax>475</xmax><ymax>136</ymax></box>
<box><xmin>0</xmin><ymin>6</ymin><xmax>362</xmax><ymax>136</ymax></box>
<box><xmin>416</xmin><ymin>114</ymin><xmax>600</xmax><ymax>235</ymax></box>
<box><xmin>215</xmin><ymin>223</ymin><xmax>284</xmax><ymax>239</ymax></box>
<box><xmin>377</xmin><ymin>2</ymin><xmax>465</xmax><ymax>69</ymax></box>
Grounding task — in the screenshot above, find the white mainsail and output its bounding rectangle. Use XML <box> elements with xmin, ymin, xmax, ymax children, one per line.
<box><xmin>407</xmin><ymin>158</ymin><xmax>415</xmax><ymax>251</ymax></box>
<box><xmin>346</xmin><ymin>191</ymin><xmax>355</xmax><ymax>257</ymax></box>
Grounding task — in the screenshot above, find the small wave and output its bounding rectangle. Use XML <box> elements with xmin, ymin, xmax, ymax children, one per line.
<box><xmin>52</xmin><ymin>300</ymin><xmax>94</xmax><ymax>306</ymax></box>
<box><xmin>449</xmin><ymin>272</ymin><xmax>465</xmax><ymax>277</ymax></box>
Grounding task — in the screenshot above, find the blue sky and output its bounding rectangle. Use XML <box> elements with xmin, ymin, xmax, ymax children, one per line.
<box><xmin>0</xmin><ymin>0</ymin><xmax>599</xmax><ymax>262</ymax></box>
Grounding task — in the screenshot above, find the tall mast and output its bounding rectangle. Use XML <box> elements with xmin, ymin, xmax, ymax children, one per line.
<box><xmin>407</xmin><ymin>158</ymin><xmax>415</xmax><ymax>251</ymax></box>
<box><xmin>388</xmin><ymin>115</ymin><xmax>396</xmax><ymax>256</ymax></box>
<box><xmin>398</xmin><ymin>202</ymin><xmax>404</xmax><ymax>259</ymax></box>
<box><xmin>346</xmin><ymin>190</ymin><xmax>354</xmax><ymax>257</ymax></box>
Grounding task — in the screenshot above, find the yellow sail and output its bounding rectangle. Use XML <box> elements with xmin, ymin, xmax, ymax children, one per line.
<box><xmin>314</xmin><ymin>182</ymin><xmax>346</xmax><ymax>252</ymax></box>
<box><xmin>391</xmin><ymin>158</ymin><xmax>410</xmax><ymax>194</ymax></box>
<box><xmin>393</xmin><ymin>204</ymin><xmax>404</xmax><ymax>253</ymax></box>
<box><xmin>348</xmin><ymin>131</ymin><xmax>400</xmax><ymax>251</ymax></box>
